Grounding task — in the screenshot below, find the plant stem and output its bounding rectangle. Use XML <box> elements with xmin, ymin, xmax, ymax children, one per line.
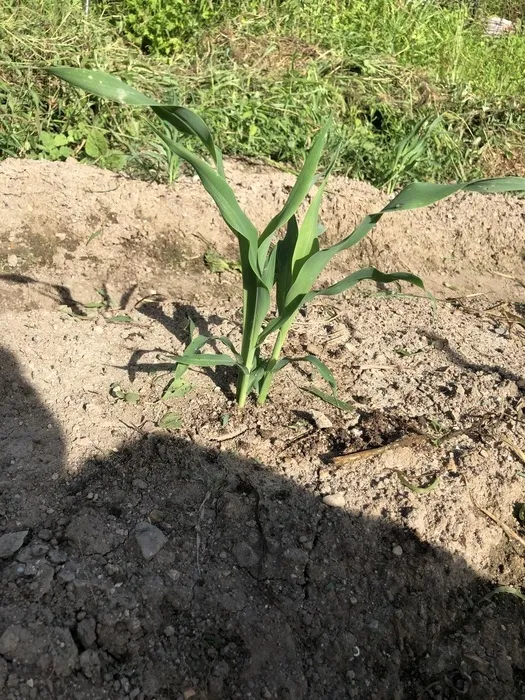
<box><xmin>236</xmin><ymin>277</ymin><xmax>269</xmax><ymax>408</ymax></box>
<box><xmin>257</xmin><ymin>326</ymin><xmax>288</xmax><ymax>405</ymax></box>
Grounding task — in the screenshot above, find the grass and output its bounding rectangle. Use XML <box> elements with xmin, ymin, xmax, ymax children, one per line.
<box><xmin>2</xmin><ymin>0</ymin><xmax>525</xmax><ymax>187</ymax></box>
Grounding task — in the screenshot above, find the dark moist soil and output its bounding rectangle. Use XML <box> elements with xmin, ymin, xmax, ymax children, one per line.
<box><xmin>0</xmin><ymin>157</ymin><xmax>525</xmax><ymax>700</ymax></box>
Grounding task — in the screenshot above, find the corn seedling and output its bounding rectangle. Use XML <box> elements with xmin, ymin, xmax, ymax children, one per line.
<box><xmin>47</xmin><ymin>67</ymin><xmax>525</xmax><ymax>407</ymax></box>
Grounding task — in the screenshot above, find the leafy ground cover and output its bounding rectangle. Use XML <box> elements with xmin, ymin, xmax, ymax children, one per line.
<box><xmin>1</xmin><ymin>0</ymin><xmax>525</xmax><ymax>187</ymax></box>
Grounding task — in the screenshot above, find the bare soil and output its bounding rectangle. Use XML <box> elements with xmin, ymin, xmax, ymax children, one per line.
<box><xmin>1</xmin><ymin>157</ymin><xmax>525</xmax><ymax>700</ymax></box>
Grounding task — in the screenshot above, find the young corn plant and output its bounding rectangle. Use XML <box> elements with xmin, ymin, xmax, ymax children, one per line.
<box><xmin>47</xmin><ymin>67</ymin><xmax>525</xmax><ymax>408</ymax></box>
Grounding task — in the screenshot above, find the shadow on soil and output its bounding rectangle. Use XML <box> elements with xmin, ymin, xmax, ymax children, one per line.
<box><xmin>1</xmin><ymin>347</ymin><xmax>524</xmax><ymax>700</ymax></box>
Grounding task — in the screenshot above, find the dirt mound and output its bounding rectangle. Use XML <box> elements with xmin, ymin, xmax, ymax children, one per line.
<box><xmin>1</xmin><ymin>157</ymin><xmax>524</xmax><ymax>312</ymax></box>
<box><xmin>0</xmin><ymin>158</ymin><xmax>525</xmax><ymax>699</ymax></box>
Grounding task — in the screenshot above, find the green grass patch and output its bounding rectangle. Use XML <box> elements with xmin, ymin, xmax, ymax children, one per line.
<box><xmin>2</xmin><ymin>0</ymin><xmax>525</xmax><ymax>188</ymax></box>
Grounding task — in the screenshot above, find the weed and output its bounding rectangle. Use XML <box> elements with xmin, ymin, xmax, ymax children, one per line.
<box><xmin>47</xmin><ymin>66</ymin><xmax>525</xmax><ymax>407</ymax></box>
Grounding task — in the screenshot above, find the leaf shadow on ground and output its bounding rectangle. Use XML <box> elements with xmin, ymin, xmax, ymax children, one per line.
<box><xmin>421</xmin><ymin>329</ymin><xmax>524</xmax><ymax>386</ymax></box>
<box><xmin>135</xmin><ymin>299</ymin><xmax>237</xmax><ymax>399</ymax></box>
<box><xmin>1</xmin><ymin>346</ymin><xmax>525</xmax><ymax>699</ymax></box>
<box><xmin>0</xmin><ymin>273</ymin><xmax>85</xmax><ymax>315</ymax></box>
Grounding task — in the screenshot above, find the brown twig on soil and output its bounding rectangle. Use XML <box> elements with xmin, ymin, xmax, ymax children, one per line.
<box><xmin>208</xmin><ymin>426</ymin><xmax>248</xmax><ymax>442</ymax></box>
<box><xmin>500</xmin><ymin>436</ymin><xmax>525</xmax><ymax>466</ymax></box>
<box><xmin>330</xmin><ymin>414</ymin><xmax>497</xmax><ymax>468</ymax></box>
<box><xmin>330</xmin><ymin>433</ymin><xmax>428</xmax><ymax>467</ymax></box>
<box><xmin>279</xmin><ymin>429</ymin><xmax>316</xmax><ymax>455</ymax></box>
<box><xmin>464</xmin><ymin>476</ymin><xmax>525</xmax><ymax>549</ymax></box>
<box><xmin>491</xmin><ymin>270</ymin><xmax>525</xmax><ymax>289</ymax></box>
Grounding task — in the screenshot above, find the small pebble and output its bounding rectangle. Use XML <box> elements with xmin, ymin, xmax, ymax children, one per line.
<box><xmin>164</xmin><ymin>625</ymin><xmax>175</xmax><ymax>637</ymax></box>
<box><xmin>392</xmin><ymin>545</ymin><xmax>403</xmax><ymax>557</ymax></box>
<box><xmin>309</xmin><ymin>410</ymin><xmax>333</xmax><ymax>430</ymax></box>
<box><xmin>322</xmin><ymin>493</ymin><xmax>346</xmax><ymax>508</ymax></box>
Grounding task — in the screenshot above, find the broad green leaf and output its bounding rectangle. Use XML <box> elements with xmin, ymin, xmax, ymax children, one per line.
<box><xmin>292</xmin><ymin>180</ymin><xmax>327</xmax><ymax>276</ymax></box>
<box><xmin>162</xmin><ymin>377</ymin><xmax>193</xmax><ymax>400</ymax></box>
<box><xmin>306</xmin><ymin>268</ymin><xmax>425</xmax><ymax>300</ymax></box>
<box><xmin>286</xmin><ymin>175</ymin><xmax>525</xmax><ymax>307</ymax></box>
<box><xmin>168</xmin><ymin>332</ymin><xmax>244</xmax><ymax>380</ymax></box>
<box><xmin>292</xmin><ymin>143</ymin><xmax>341</xmax><ymax>276</ymax></box>
<box><xmin>394</xmin><ymin>470</ymin><xmax>440</xmax><ymax>494</ymax></box>
<box><xmin>153</xmin><ymin>105</ymin><xmax>223</xmax><ymax>176</ymax></box>
<box><xmin>167</xmin><ymin>352</ymin><xmax>241</xmax><ymax>368</ymax></box>
<box><xmin>257</xmin><ymin>122</ymin><xmax>330</xmax><ymax>266</ymax></box>
<box><xmin>464</xmin><ymin>177</ymin><xmax>525</xmax><ymax>194</ymax></box>
<box><xmin>47</xmin><ymin>67</ymin><xmax>222</xmax><ymax>169</ymax></box>
<box><xmin>85</xmin><ymin>130</ymin><xmax>108</xmax><ymax>158</ymax></box>
<box><xmin>384</xmin><ymin>182</ymin><xmax>462</xmax><ymax>210</ymax></box>
<box><xmin>300</xmin><ymin>385</ymin><xmax>353</xmax><ymax>411</ymax></box>
<box><xmin>159</xmin><ymin>412</ymin><xmax>183</xmax><ymax>430</ymax></box>
<box><xmin>48</xmin><ymin>66</ymin><xmax>156</xmax><ymax>104</ymax></box>
<box><xmin>86</xmin><ymin>229</ymin><xmax>103</xmax><ymax>244</ymax></box>
<box><xmin>107</xmin><ymin>313</ymin><xmax>134</xmax><ymax>323</ymax></box>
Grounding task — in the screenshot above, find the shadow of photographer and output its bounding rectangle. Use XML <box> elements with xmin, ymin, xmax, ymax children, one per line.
<box><xmin>0</xmin><ymin>346</ymin><xmax>523</xmax><ymax>700</ymax></box>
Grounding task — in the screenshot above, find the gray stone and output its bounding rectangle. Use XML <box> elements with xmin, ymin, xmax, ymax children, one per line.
<box><xmin>0</xmin><ymin>625</ymin><xmax>46</xmax><ymax>663</ymax></box>
<box><xmin>31</xmin><ymin>544</ymin><xmax>49</xmax><ymax>557</ymax></box>
<box><xmin>79</xmin><ymin>649</ymin><xmax>101</xmax><ymax>682</ymax></box>
<box><xmin>48</xmin><ymin>549</ymin><xmax>67</xmax><ymax>564</ymax></box>
<box><xmin>76</xmin><ymin>618</ymin><xmax>97</xmax><ymax>649</ymax></box>
<box><xmin>30</xmin><ymin>562</ymin><xmax>55</xmax><ymax>600</ymax></box>
<box><xmin>322</xmin><ymin>493</ymin><xmax>346</xmax><ymax>508</ymax></box>
<box><xmin>66</xmin><ymin>510</ymin><xmax>123</xmax><ymax>556</ymax></box>
<box><xmin>0</xmin><ymin>625</ymin><xmax>77</xmax><ymax>677</ymax></box>
<box><xmin>0</xmin><ymin>657</ymin><xmax>7</xmax><ymax>688</ymax></box>
<box><xmin>134</xmin><ymin>522</ymin><xmax>167</xmax><ymax>561</ymax></box>
<box><xmin>308</xmin><ymin>410</ymin><xmax>333</xmax><ymax>430</ymax></box>
<box><xmin>0</xmin><ymin>531</ymin><xmax>29</xmax><ymax>559</ymax></box>
<box><xmin>232</xmin><ymin>542</ymin><xmax>259</xmax><ymax>568</ymax></box>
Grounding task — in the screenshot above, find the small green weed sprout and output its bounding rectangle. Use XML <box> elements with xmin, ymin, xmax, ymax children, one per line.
<box><xmin>47</xmin><ymin>67</ymin><xmax>525</xmax><ymax>408</ymax></box>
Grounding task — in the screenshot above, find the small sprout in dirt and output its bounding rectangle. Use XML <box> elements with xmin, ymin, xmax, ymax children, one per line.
<box><xmin>162</xmin><ymin>377</ymin><xmax>193</xmax><ymax>400</ymax></box>
<box><xmin>300</xmin><ymin>385</ymin><xmax>353</xmax><ymax>411</ymax></box>
<box><xmin>48</xmin><ymin>66</ymin><xmax>525</xmax><ymax>407</ymax></box>
<box><xmin>86</xmin><ymin>229</ymin><xmax>103</xmax><ymax>244</ymax></box>
<box><xmin>106</xmin><ymin>313</ymin><xmax>134</xmax><ymax>324</ymax></box>
<box><xmin>204</xmin><ymin>249</ymin><xmax>241</xmax><ymax>274</ymax></box>
<box><xmin>158</xmin><ymin>412</ymin><xmax>183</xmax><ymax>430</ymax></box>
<box><xmin>220</xmin><ymin>413</ymin><xmax>230</xmax><ymax>427</ymax></box>
<box><xmin>427</xmin><ymin>418</ymin><xmax>448</xmax><ymax>445</ymax></box>
<box><xmin>59</xmin><ymin>304</ymin><xmax>90</xmax><ymax>320</ymax></box>
<box><xmin>109</xmin><ymin>382</ymin><xmax>140</xmax><ymax>404</ymax></box>
<box><xmin>394</xmin><ymin>470</ymin><xmax>440</xmax><ymax>495</ymax></box>
<box><xmin>480</xmin><ymin>586</ymin><xmax>525</xmax><ymax>605</ymax></box>
<box><xmin>94</xmin><ymin>286</ymin><xmax>114</xmax><ymax>310</ymax></box>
